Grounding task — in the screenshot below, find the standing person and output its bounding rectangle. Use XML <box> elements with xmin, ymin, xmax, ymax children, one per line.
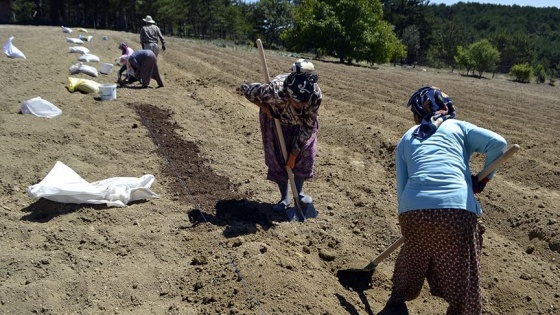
<box><xmin>377</xmin><ymin>86</ymin><xmax>507</xmax><ymax>315</ymax></box>
<box><xmin>126</xmin><ymin>49</ymin><xmax>164</xmax><ymax>88</ymax></box>
<box><xmin>139</xmin><ymin>15</ymin><xmax>166</xmax><ymax>57</ymax></box>
<box><xmin>240</xmin><ymin>59</ymin><xmax>322</xmax><ymax>213</ymax></box>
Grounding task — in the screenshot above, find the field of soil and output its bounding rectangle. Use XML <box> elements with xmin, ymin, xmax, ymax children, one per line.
<box><xmin>0</xmin><ymin>25</ymin><xmax>559</xmax><ymax>314</ymax></box>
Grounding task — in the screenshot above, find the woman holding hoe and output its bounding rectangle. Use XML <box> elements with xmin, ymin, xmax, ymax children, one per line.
<box><xmin>378</xmin><ymin>86</ymin><xmax>507</xmax><ymax>315</ymax></box>
<box><xmin>240</xmin><ymin>59</ymin><xmax>322</xmax><ymax>215</ymax></box>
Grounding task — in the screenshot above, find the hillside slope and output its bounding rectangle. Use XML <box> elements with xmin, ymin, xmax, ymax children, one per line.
<box><xmin>0</xmin><ymin>25</ymin><xmax>558</xmax><ymax>314</ymax></box>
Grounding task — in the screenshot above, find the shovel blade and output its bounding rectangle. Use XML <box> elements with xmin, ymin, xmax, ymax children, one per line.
<box><xmin>336</xmin><ymin>268</ymin><xmax>374</xmax><ymax>291</ymax></box>
<box><xmin>286</xmin><ymin>202</ymin><xmax>318</xmax><ymax>222</ymax></box>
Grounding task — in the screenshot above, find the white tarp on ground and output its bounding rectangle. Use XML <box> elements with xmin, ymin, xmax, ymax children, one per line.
<box><xmin>20</xmin><ymin>96</ymin><xmax>62</xmax><ymax>118</ymax></box>
<box><xmin>27</xmin><ymin>161</ymin><xmax>159</xmax><ymax>207</ymax></box>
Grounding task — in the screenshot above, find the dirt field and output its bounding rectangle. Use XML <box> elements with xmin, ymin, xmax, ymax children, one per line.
<box><xmin>1</xmin><ymin>25</ymin><xmax>559</xmax><ymax>315</ymax></box>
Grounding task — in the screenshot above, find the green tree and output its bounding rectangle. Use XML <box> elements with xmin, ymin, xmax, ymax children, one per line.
<box><xmin>226</xmin><ymin>4</ymin><xmax>254</xmax><ymax>44</ymax></box>
<box><xmin>401</xmin><ymin>25</ymin><xmax>420</xmax><ymax>65</ymax></box>
<box><xmin>429</xmin><ymin>19</ymin><xmax>470</xmax><ymax>71</ymax></box>
<box><xmin>454</xmin><ymin>45</ymin><xmax>475</xmax><ymax>76</ymax></box>
<box><xmin>534</xmin><ymin>64</ymin><xmax>547</xmax><ymax>84</ymax></box>
<box><xmin>382</xmin><ymin>0</ymin><xmax>432</xmax><ymax>64</ymax></box>
<box><xmin>253</xmin><ymin>0</ymin><xmax>293</xmax><ymax>48</ymax></box>
<box><xmin>11</xmin><ymin>0</ymin><xmax>37</xmax><ymax>23</ymax></box>
<box><xmin>491</xmin><ymin>31</ymin><xmax>535</xmax><ymax>73</ymax></box>
<box><xmin>283</xmin><ymin>0</ymin><xmax>403</xmax><ymax>64</ymax></box>
<box><xmin>468</xmin><ymin>39</ymin><xmax>500</xmax><ymax>78</ymax></box>
<box><xmin>509</xmin><ymin>63</ymin><xmax>533</xmax><ymax>83</ymax></box>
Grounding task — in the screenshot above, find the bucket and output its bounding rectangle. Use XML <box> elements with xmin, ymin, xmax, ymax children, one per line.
<box><xmin>100</xmin><ymin>62</ymin><xmax>113</xmax><ymax>74</ymax></box>
<box><xmin>99</xmin><ymin>83</ymin><xmax>117</xmax><ymax>101</ymax></box>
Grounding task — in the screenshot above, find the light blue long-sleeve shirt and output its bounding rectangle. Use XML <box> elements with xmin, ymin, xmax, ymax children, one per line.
<box><xmin>396</xmin><ymin>119</ymin><xmax>507</xmax><ymax>216</ymax></box>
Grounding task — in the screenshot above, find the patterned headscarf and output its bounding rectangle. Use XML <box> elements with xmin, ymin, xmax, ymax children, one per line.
<box><xmin>406</xmin><ymin>86</ymin><xmax>456</xmax><ymax>140</ymax></box>
<box><xmin>118</xmin><ymin>42</ymin><xmax>128</xmax><ymax>55</ymax></box>
<box><xmin>284</xmin><ymin>59</ymin><xmax>319</xmax><ymax>103</ymax></box>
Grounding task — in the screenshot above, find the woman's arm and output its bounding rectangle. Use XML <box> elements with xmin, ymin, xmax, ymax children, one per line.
<box><xmin>464</xmin><ymin>122</ymin><xmax>508</xmax><ymax>179</ymax></box>
<box><xmin>240</xmin><ymin>82</ymin><xmax>275</xmax><ymax>117</ymax></box>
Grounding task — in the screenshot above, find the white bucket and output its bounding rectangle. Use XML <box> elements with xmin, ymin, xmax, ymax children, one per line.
<box><xmin>100</xmin><ymin>62</ymin><xmax>113</xmax><ymax>74</ymax></box>
<box><xmin>99</xmin><ymin>83</ymin><xmax>117</xmax><ymax>101</ymax></box>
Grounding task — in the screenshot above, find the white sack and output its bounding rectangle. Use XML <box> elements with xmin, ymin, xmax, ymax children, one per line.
<box><xmin>66</xmin><ymin>37</ymin><xmax>84</xmax><ymax>44</ymax></box>
<box><xmin>27</xmin><ymin>161</ymin><xmax>159</xmax><ymax>207</ymax></box>
<box><xmin>3</xmin><ymin>36</ymin><xmax>26</xmax><ymax>59</ymax></box>
<box><xmin>62</xmin><ymin>26</ymin><xmax>73</xmax><ymax>33</ymax></box>
<box><xmin>69</xmin><ymin>46</ymin><xmax>90</xmax><ymax>54</ymax></box>
<box><xmin>20</xmin><ymin>97</ymin><xmax>62</xmax><ymax>118</ymax></box>
<box><xmin>77</xmin><ymin>34</ymin><xmax>92</xmax><ymax>42</ymax></box>
<box><xmin>78</xmin><ymin>53</ymin><xmax>100</xmax><ymax>62</ymax></box>
<box><xmin>69</xmin><ymin>62</ymin><xmax>98</xmax><ymax>77</ymax></box>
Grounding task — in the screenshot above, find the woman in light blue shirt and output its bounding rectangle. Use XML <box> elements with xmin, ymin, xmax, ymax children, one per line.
<box><xmin>378</xmin><ymin>86</ymin><xmax>507</xmax><ymax>315</ymax></box>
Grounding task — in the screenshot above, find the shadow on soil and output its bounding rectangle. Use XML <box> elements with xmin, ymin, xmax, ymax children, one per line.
<box><xmin>133</xmin><ymin>102</ymin><xmax>289</xmax><ymax>237</ymax></box>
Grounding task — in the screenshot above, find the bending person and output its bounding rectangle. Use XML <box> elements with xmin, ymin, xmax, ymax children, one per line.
<box><xmin>240</xmin><ymin>59</ymin><xmax>322</xmax><ymax>214</ymax></box>
<box><xmin>126</xmin><ymin>49</ymin><xmax>164</xmax><ymax>89</ymax></box>
<box><xmin>378</xmin><ymin>86</ymin><xmax>507</xmax><ymax>315</ymax></box>
<box><xmin>116</xmin><ymin>42</ymin><xmax>134</xmax><ymax>85</ymax></box>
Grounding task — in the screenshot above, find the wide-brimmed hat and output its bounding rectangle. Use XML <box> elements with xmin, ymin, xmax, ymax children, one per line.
<box><xmin>143</xmin><ymin>15</ymin><xmax>156</xmax><ymax>24</ymax></box>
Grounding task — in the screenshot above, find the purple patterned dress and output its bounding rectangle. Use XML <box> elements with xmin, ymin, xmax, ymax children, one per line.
<box><xmin>241</xmin><ymin>74</ymin><xmax>322</xmax><ymax>184</ymax></box>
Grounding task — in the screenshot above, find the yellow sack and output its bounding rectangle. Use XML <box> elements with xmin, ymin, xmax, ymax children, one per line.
<box><xmin>68</xmin><ymin>77</ymin><xmax>100</xmax><ymax>94</ymax></box>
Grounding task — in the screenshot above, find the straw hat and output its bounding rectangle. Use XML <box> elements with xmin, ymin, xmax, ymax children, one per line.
<box><xmin>143</xmin><ymin>15</ymin><xmax>156</xmax><ymax>24</ymax></box>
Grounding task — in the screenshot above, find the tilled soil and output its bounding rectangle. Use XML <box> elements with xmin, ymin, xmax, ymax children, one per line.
<box><xmin>0</xmin><ymin>25</ymin><xmax>559</xmax><ymax>314</ymax></box>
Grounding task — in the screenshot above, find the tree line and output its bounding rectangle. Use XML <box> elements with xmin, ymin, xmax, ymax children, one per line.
<box><xmin>6</xmin><ymin>0</ymin><xmax>560</xmax><ymax>80</ymax></box>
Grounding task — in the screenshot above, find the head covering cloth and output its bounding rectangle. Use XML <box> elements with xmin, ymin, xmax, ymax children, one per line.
<box><xmin>406</xmin><ymin>86</ymin><xmax>456</xmax><ymax>140</ymax></box>
<box><xmin>118</xmin><ymin>42</ymin><xmax>128</xmax><ymax>55</ymax></box>
<box><xmin>284</xmin><ymin>59</ymin><xmax>319</xmax><ymax>103</ymax></box>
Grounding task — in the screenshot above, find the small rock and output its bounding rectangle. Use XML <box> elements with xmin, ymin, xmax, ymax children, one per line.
<box><xmin>526</xmin><ymin>245</ymin><xmax>535</xmax><ymax>254</ymax></box>
<box><xmin>232</xmin><ymin>238</ymin><xmax>243</xmax><ymax>247</ymax></box>
<box><xmin>202</xmin><ymin>296</ymin><xmax>216</xmax><ymax>304</ymax></box>
<box><xmin>193</xmin><ymin>281</ymin><xmax>204</xmax><ymax>291</ymax></box>
<box><xmin>520</xmin><ymin>272</ymin><xmax>532</xmax><ymax>280</ymax></box>
<box><xmin>191</xmin><ymin>256</ymin><xmax>207</xmax><ymax>265</ymax></box>
<box><xmin>318</xmin><ymin>249</ymin><xmax>336</xmax><ymax>261</ymax></box>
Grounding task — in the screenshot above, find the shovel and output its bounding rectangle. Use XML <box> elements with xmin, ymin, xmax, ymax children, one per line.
<box><xmin>337</xmin><ymin>144</ymin><xmax>520</xmax><ymax>290</ymax></box>
<box><xmin>256</xmin><ymin>39</ymin><xmax>317</xmax><ymax>222</ymax></box>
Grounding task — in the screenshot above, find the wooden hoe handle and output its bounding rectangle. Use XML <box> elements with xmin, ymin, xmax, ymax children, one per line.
<box><xmin>256</xmin><ymin>39</ymin><xmax>305</xmax><ymax>219</ymax></box>
<box><xmin>366</xmin><ymin>144</ymin><xmax>521</xmax><ymax>269</ymax></box>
